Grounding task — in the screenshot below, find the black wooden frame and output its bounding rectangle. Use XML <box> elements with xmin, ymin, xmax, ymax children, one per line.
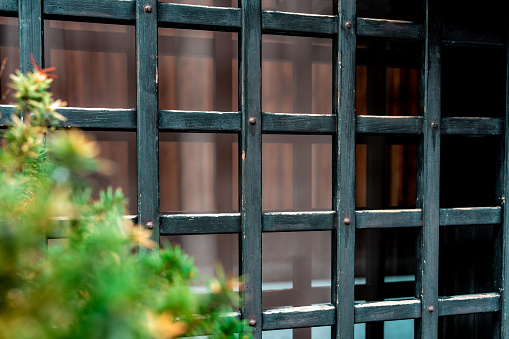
<box><xmin>1</xmin><ymin>0</ymin><xmax>508</xmax><ymax>338</ymax></box>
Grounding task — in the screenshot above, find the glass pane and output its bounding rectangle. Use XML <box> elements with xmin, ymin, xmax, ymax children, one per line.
<box><xmin>442</xmin><ymin>45</ymin><xmax>505</xmax><ymax>118</ymax></box>
<box><xmin>439</xmin><ymin>225</ymin><xmax>495</xmax><ymax>296</ymax></box>
<box><xmin>263</xmin><ymin>326</ymin><xmax>331</xmax><ymax>339</ymax></box>
<box><xmin>356</xmin><ymin>228</ymin><xmax>417</xmax><ymax>302</ymax></box>
<box><xmin>441</xmin><ymin>136</ymin><xmax>499</xmax><ymax>208</ymax></box>
<box><xmin>160</xmin><ymin>133</ymin><xmax>238</xmax><ymax>213</ymax></box>
<box><xmin>356</xmin><ymin>40</ymin><xmax>419</xmax><ymax>117</ymax></box>
<box><xmin>262</xmin><ymin>329</ymin><xmax>292</xmax><ymax>339</ymax></box>
<box><xmin>0</xmin><ymin>16</ymin><xmax>18</xmax><ymax>104</ymax></box>
<box><xmin>355</xmin><ymin>319</ymin><xmax>414</xmax><ymax>338</ymax></box>
<box><xmin>439</xmin><ymin>313</ymin><xmax>494</xmax><ymax>339</ymax></box>
<box><xmin>158</xmin><ymin>29</ymin><xmax>238</xmax><ymax>111</ymax></box>
<box><xmin>262</xmin><ymin>35</ymin><xmax>332</xmax><ymax>115</ymax></box>
<box><xmin>44</xmin><ymin>20</ymin><xmax>136</xmax><ymax>108</ymax></box>
<box><xmin>262</xmin><ymin>0</ymin><xmax>332</xmax><ymax>15</ymax></box>
<box><xmin>356</xmin><ymin>139</ymin><xmax>417</xmax><ymax>209</ymax></box>
<box><xmin>442</xmin><ymin>0</ymin><xmax>507</xmax><ymax>32</ymax></box>
<box><xmin>262</xmin><ymin>135</ymin><xmax>332</xmax><ymax>212</ymax></box>
<box><xmin>357</xmin><ymin>0</ymin><xmax>424</xmax><ymax>22</ymax></box>
<box><xmin>262</xmin><ymin>231</ymin><xmax>331</xmax><ymax>308</ymax></box>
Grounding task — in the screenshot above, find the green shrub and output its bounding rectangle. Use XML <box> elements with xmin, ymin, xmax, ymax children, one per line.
<box><xmin>0</xmin><ymin>62</ymin><xmax>251</xmax><ymax>339</ymax></box>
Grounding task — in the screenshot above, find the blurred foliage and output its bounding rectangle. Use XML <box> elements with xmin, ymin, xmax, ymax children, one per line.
<box><xmin>0</xmin><ymin>62</ymin><xmax>251</xmax><ymax>339</ymax></box>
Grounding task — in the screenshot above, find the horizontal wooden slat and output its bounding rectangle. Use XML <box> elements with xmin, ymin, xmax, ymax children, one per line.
<box><xmin>158</xmin><ymin>207</ymin><xmax>501</xmax><ymax>235</ymax></box>
<box><xmin>262</xmin><ymin>113</ymin><xmax>335</xmax><ymax>134</ymax></box>
<box><xmin>159</xmin><ymin>110</ymin><xmax>240</xmax><ymax>132</ymax></box>
<box><xmin>158</xmin><ymin>3</ymin><xmax>240</xmax><ymax>31</ymax></box>
<box><xmin>159</xmin><ymin>213</ymin><xmax>240</xmax><ymax>235</ymax></box>
<box><xmin>262</xmin><ymin>211</ymin><xmax>334</xmax><ymax>232</ymax></box>
<box><xmin>357</xmin><ymin>18</ymin><xmax>423</xmax><ymax>40</ymax></box>
<box><xmin>356</xmin><ymin>116</ymin><xmax>502</xmax><ymax>136</ymax></box>
<box><xmin>161</xmin><ymin>212</ymin><xmax>334</xmax><ymax>234</ymax></box>
<box><xmin>262</xmin><ymin>11</ymin><xmax>336</xmax><ymax>37</ymax></box>
<box><xmin>54</xmin><ymin>107</ymin><xmax>136</xmax><ymax>129</ymax></box>
<box><xmin>438</xmin><ymin>293</ymin><xmax>500</xmax><ymax>316</ymax></box>
<box><xmin>2</xmin><ymin>107</ymin><xmax>136</xmax><ymax>129</ymax></box>
<box><xmin>439</xmin><ymin>207</ymin><xmax>501</xmax><ymax>226</ymax></box>
<box><xmin>262</xmin><ymin>304</ymin><xmax>335</xmax><ymax>330</ymax></box>
<box><xmin>354</xmin><ymin>299</ymin><xmax>421</xmax><ymax>323</ymax></box>
<box><xmin>43</xmin><ymin>208</ymin><xmax>502</xmax><ymax>238</ymax></box>
<box><xmin>356</xmin><ymin>116</ymin><xmax>423</xmax><ymax>134</ymax></box>
<box><xmin>356</xmin><ymin>209</ymin><xmax>422</xmax><ymax>229</ymax></box>
<box><xmin>262</xmin><ymin>299</ymin><xmax>425</xmax><ymax>330</ymax></box>
<box><xmin>6</xmin><ymin>107</ymin><xmax>501</xmax><ymax>137</ymax></box>
<box><xmin>43</xmin><ymin>0</ymin><xmax>135</xmax><ymax>21</ymax></box>
<box><xmin>443</xmin><ymin>26</ymin><xmax>504</xmax><ymax>46</ymax></box>
<box><xmin>441</xmin><ymin>117</ymin><xmax>503</xmax><ymax>135</ymax></box>
<box><xmin>0</xmin><ymin>0</ymin><xmax>16</xmax><ymax>12</ymax></box>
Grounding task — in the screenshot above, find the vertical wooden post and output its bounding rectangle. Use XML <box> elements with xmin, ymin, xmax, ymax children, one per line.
<box><xmin>332</xmin><ymin>0</ymin><xmax>356</xmax><ymax>337</ymax></box>
<box><xmin>365</xmin><ymin>40</ymin><xmax>387</xmax><ymax>339</ymax></box>
<box><xmin>415</xmin><ymin>0</ymin><xmax>441</xmax><ymax>337</ymax></box>
<box><xmin>291</xmin><ymin>5</ymin><xmax>313</xmax><ymax>335</ymax></box>
<box><xmin>239</xmin><ymin>0</ymin><xmax>262</xmax><ymax>337</ymax></box>
<box><xmin>495</xmin><ymin>24</ymin><xmax>509</xmax><ymax>339</ymax></box>
<box><xmin>18</xmin><ymin>0</ymin><xmax>42</xmax><ymax>72</ymax></box>
<box><xmin>19</xmin><ymin>0</ymin><xmax>44</xmax><ymax>249</ymax></box>
<box><xmin>136</xmin><ymin>0</ymin><xmax>159</xmax><ymax>246</ymax></box>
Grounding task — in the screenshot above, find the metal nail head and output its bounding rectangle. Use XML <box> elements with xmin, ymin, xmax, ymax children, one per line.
<box><xmin>249</xmin><ymin>318</ymin><xmax>257</xmax><ymax>326</ymax></box>
<box><xmin>146</xmin><ymin>221</ymin><xmax>154</xmax><ymax>229</ymax></box>
<box><xmin>343</xmin><ymin>217</ymin><xmax>351</xmax><ymax>226</ymax></box>
<box><xmin>431</xmin><ymin>121</ymin><xmax>438</xmax><ymax>129</ymax></box>
<box><xmin>144</xmin><ymin>4</ymin><xmax>152</xmax><ymax>13</ymax></box>
<box><xmin>248</xmin><ymin>117</ymin><xmax>257</xmax><ymax>125</ymax></box>
<box><xmin>427</xmin><ymin>305</ymin><xmax>435</xmax><ymax>313</ymax></box>
<box><xmin>345</xmin><ymin>21</ymin><xmax>352</xmax><ymax>29</ymax></box>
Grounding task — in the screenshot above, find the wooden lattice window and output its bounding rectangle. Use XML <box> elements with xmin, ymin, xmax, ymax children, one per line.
<box><xmin>1</xmin><ymin>0</ymin><xmax>508</xmax><ymax>337</ymax></box>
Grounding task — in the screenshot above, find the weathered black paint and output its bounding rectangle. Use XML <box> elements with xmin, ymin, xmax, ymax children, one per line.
<box><xmin>1</xmin><ymin>1</ymin><xmax>506</xmax><ymax>337</ymax></box>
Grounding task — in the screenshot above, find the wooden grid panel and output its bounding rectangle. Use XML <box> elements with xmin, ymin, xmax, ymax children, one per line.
<box><xmin>1</xmin><ymin>0</ymin><xmax>507</xmax><ymax>338</ymax></box>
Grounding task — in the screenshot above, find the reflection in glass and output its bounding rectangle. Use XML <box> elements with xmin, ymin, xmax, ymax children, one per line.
<box><xmin>263</xmin><ymin>326</ymin><xmax>332</xmax><ymax>339</ymax></box>
<box><xmin>439</xmin><ymin>225</ymin><xmax>495</xmax><ymax>296</ymax></box>
<box><xmin>47</xmin><ymin>131</ymin><xmax>137</xmax><ymax>214</ymax></box>
<box><xmin>158</xmin><ymin>29</ymin><xmax>238</xmax><ymax>112</ymax></box>
<box><xmin>356</xmin><ymin>40</ymin><xmax>419</xmax><ymax>117</ymax></box>
<box><xmin>160</xmin><ymin>133</ymin><xmax>238</xmax><ymax>213</ymax></box>
<box><xmin>158</xmin><ymin>0</ymin><xmax>237</xmax><ymax>7</ymax></box>
<box><xmin>0</xmin><ymin>17</ymin><xmax>19</xmax><ymax>104</ymax></box>
<box><xmin>355</xmin><ymin>228</ymin><xmax>417</xmax><ymax>302</ymax></box>
<box><xmin>355</xmin><ymin>320</ymin><xmax>414</xmax><ymax>339</ymax></box>
<box><xmin>262</xmin><ymin>231</ymin><xmax>331</xmax><ymax>309</ymax></box>
<box><xmin>44</xmin><ymin>20</ymin><xmax>136</xmax><ymax>108</ymax></box>
<box><xmin>439</xmin><ymin>313</ymin><xmax>494</xmax><ymax>339</ymax></box>
<box><xmin>263</xmin><ymin>135</ymin><xmax>332</xmax><ymax>211</ymax></box>
<box><xmin>356</xmin><ymin>141</ymin><xmax>417</xmax><ymax>210</ymax></box>
<box><xmin>262</xmin><ymin>35</ymin><xmax>332</xmax><ymax>115</ymax></box>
